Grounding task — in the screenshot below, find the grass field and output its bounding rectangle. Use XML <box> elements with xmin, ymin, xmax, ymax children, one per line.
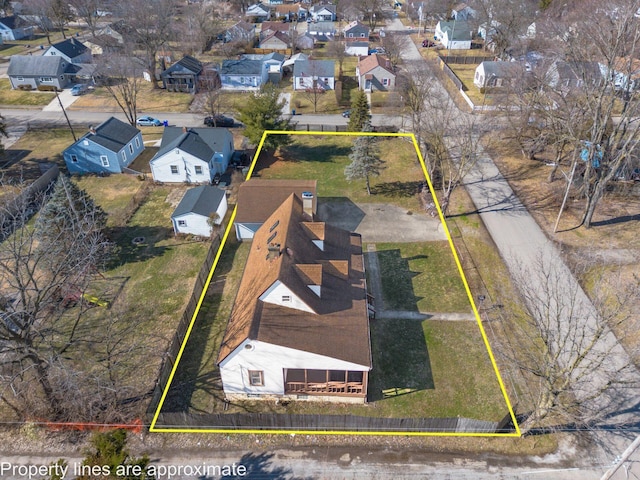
<box><xmin>254</xmin><ymin>135</ymin><xmax>426</xmax><ymax>209</ymax></box>
<box><xmin>70</xmin><ymin>82</ymin><xmax>194</xmax><ymax>112</ymax></box>
<box><xmin>0</xmin><ymin>79</ymin><xmax>56</xmax><ymax>106</ymax></box>
<box><xmin>376</xmin><ymin>241</ymin><xmax>471</xmax><ymax>313</ymax></box>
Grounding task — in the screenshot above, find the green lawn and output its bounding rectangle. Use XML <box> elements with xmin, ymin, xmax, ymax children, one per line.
<box><xmin>0</xmin><ymin>78</ymin><xmax>56</xmax><ymax>106</ymax></box>
<box><xmin>253</xmin><ymin>135</ymin><xmax>426</xmax><ymax>209</ymax></box>
<box><xmin>376</xmin><ymin>242</ymin><xmax>471</xmax><ymax>313</ymax></box>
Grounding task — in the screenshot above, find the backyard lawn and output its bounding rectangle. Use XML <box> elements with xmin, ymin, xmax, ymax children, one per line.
<box><xmin>253</xmin><ymin>134</ymin><xmax>427</xmax><ymax>210</ymax></box>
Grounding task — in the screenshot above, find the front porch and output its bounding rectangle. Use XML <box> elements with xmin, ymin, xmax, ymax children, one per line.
<box><xmin>284</xmin><ymin>368</ymin><xmax>367</xmax><ymax>398</ymax></box>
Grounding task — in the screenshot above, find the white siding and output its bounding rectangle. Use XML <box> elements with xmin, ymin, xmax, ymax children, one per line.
<box><xmin>150</xmin><ymin>149</ymin><xmax>211</xmax><ymax>183</ymax></box>
<box><xmin>236</xmin><ymin>223</ymin><xmax>261</xmax><ymax>240</ymax></box>
<box><xmin>173</xmin><ymin>213</ymin><xmax>212</xmax><ymax>237</ymax></box>
<box><xmin>259</xmin><ymin>280</ymin><xmax>314</xmax><ymax>313</ymax></box>
<box><xmin>220</xmin><ymin>339</ymin><xmax>369</xmax><ymax>396</ymax></box>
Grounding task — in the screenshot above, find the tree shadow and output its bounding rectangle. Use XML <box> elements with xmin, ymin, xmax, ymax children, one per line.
<box><xmin>0</xmin><ymin>149</ymin><xmax>31</xmax><ymax>168</ymax></box>
<box><xmin>217</xmin><ymin>452</ymin><xmax>315</xmax><ymax>480</ymax></box>
<box><xmin>279</xmin><ymin>143</ymin><xmax>352</xmax><ymax>162</ymax></box>
<box><xmin>370</xmin><ymin>180</ymin><xmax>423</xmax><ymax>198</ymax></box>
<box><xmin>106</xmin><ymin>225</ymin><xmax>172</xmax><ymax>267</ymax></box>
<box><xmin>590</xmin><ymin>213</ymin><xmax>640</xmax><ymax>227</ymax></box>
<box><xmin>375</xmin><ymin>248</ymin><xmax>423</xmax><ymax>311</ymax></box>
<box><xmin>368</xmin><ymin>318</ymin><xmax>434</xmax><ymax>402</ymax></box>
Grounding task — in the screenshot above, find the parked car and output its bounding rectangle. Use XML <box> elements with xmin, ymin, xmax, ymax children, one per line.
<box><xmin>422</xmin><ymin>39</ymin><xmax>436</xmax><ymax>47</ymax></box>
<box><xmin>136</xmin><ymin>116</ymin><xmax>162</xmax><ymax>126</ymax></box>
<box><xmin>342</xmin><ymin>110</ymin><xmax>351</xmax><ymax>118</ymax></box>
<box><xmin>204</xmin><ymin>115</ymin><xmax>235</xmax><ymax>127</ymax></box>
<box><xmin>70</xmin><ymin>84</ymin><xmax>89</xmax><ymax>95</ymax></box>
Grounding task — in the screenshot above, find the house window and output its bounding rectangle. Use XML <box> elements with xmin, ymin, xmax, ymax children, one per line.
<box><xmin>17</xmin><ymin>76</ymin><xmax>24</xmax><ymax>81</ymax></box>
<box><xmin>194</xmin><ymin>165</ymin><xmax>203</xmax><ymax>175</ymax></box>
<box><xmin>121</xmin><ymin>151</ymin><xmax>126</xmax><ymax>163</ymax></box>
<box><xmin>60</xmin><ymin>75</ymin><xmax>64</xmax><ymax>80</ymax></box>
<box><xmin>70</xmin><ymin>154</ymin><xmax>78</xmax><ymax>163</ymax></box>
<box><xmin>248</xmin><ymin>370</ymin><xmax>264</xmax><ymax>386</ymax></box>
<box><xmin>40</xmin><ymin>77</ymin><xmax>53</xmax><ymax>83</ymax></box>
<box><xmin>348</xmin><ymin>33</ymin><xmax>353</xmax><ymax>37</ymax></box>
<box><xmin>135</xmin><ymin>137</ymin><xmax>140</xmax><ymax>148</ymax></box>
<box><xmin>282</xmin><ymin>295</ymin><xmax>291</xmax><ymax>302</ymax></box>
<box><xmin>177</xmin><ymin>220</ymin><xmax>186</xmax><ymax>226</ymax></box>
<box><xmin>100</xmin><ymin>155</ymin><xmax>109</xmax><ymax>167</ymax></box>
<box><xmin>128</xmin><ymin>143</ymin><xmax>134</xmax><ymax>154</ymax></box>
<box><xmin>382</xmin><ymin>78</ymin><xmax>389</xmax><ymax>86</ymax></box>
<box><xmin>360</xmin><ymin>32</ymin><xmax>365</xmax><ymax>37</ymax></box>
<box><xmin>170</xmin><ymin>165</ymin><xmax>179</xmax><ymax>174</ymax></box>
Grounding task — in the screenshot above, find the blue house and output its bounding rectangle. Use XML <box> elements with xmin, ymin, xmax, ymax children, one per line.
<box><xmin>63</xmin><ymin>117</ymin><xmax>144</xmax><ymax>174</ymax></box>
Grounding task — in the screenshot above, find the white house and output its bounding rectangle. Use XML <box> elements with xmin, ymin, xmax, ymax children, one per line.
<box><xmin>234</xmin><ymin>179</ymin><xmax>317</xmax><ymax>241</ymax></box>
<box><xmin>293</xmin><ymin>59</ymin><xmax>335</xmax><ymax>91</ymax></box>
<box><xmin>218</xmin><ymin>193</ymin><xmax>371</xmax><ymax>403</ymax></box>
<box><xmin>451</xmin><ymin>2</ymin><xmax>476</xmax><ymax>21</ymax></box>
<box><xmin>171</xmin><ymin>185</ymin><xmax>227</xmax><ymax>237</ymax></box>
<box><xmin>150</xmin><ymin>127</ymin><xmax>234</xmax><ymax>183</ymax></box>
<box><xmin>473</xmin><ymin>61</ymin><xmax>524</xmax><ymax>89</ymax></box>
<box><xmin>246</xmin><ymin>3</ymin><xmax>271</xmax><ymax>20</ymax></box>
<box><xmin>43</xmin><ymin>37</ymin><xmax>92</xmax><ymax>64</ymax></box>
<box><xmin>345</xmin><ymin>38</ymin><xmax>369</xmax><ymax>56</ymax></box>
<box><xmin>611</xmin><ymin>56</ymin><xmax>640</xmax><ymax>91</ymax></box>
<box><xmin>435</xmin><ymin>21</ymin><xmax>472</xmax><ymax>50</ymax></box>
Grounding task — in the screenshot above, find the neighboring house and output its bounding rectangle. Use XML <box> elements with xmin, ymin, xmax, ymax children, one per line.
<box><xmin>82</xmin><ymin>35</ymin><xmax>122</xmax><ymax>55</ymax></box>
<box><xmin>224</xmin><ymin>21</ymin><xmax>256</xmax><ymax>43</ymax></box>
<box><xmin>473</xmin><ymin>61</ymin><xmax>523</xmax><ymax>89</ymax></box>
<box><xmin>218</xmin><ymin>193</ymin><xmax>371</xmax><ymax>403</ymax></box>
<box><xmin>435</xmin><ymin>20</ymin><xmax>472</xmax><ymax>50</ymax></box>
<box><xmin>150</xmin><ymin>127</ymin><xmax>234</xmax><ymax>182</ymax></box>
<box><xmin>259</xmin><ymin>31</ymin><xmax>291</xmax><ymax>50</ymax></box>
<box><xmin>171</xmin><ymin>185</ymin><xmax>228</xmax><ymax>237</ymax></box>
<box><xmin>451</xmin><ymin>2</ymin><xmax>476</xmax><ymax>21</ymax></box>
<box><xmin>273</xmin><ymin>3</ymin><xmax>304</xmax><ymax>20</ymax></box>
<box><xmin>246</xmin><ymin>3</ymin><xmax>271</xmax><ymax>20</ymax></box>
<box><xmin>611</xmin><ymin>56</ymin><xmax>640</xmax><ymax>91</ymax></box>
<box><xmin>234</xmin><ymin>179</ymin><xmax>317</xmax><ymax>240</ymax></box>
<box><xmin>0</xmin><ymin>15</ymin><xmax>33</xmax><ymax>40</ymax></box>
<box><xmin>95</xmin><ymin>20</ymin><xmax>131</xmax><ymax>44</ymax></box>
<box><xmin>220</xmin><ymin>59</ymin><xmax>266</xmax><ymax>90</ymax></box>
<box><xmin>544</xmin><ymin>60</ymin><xmax>606</xmax><ymax>91</ymax></box>
<box><xmin>307</xmin><ymin>21</ymin><xmax>336</xmax><ymax>37</ymax></box>
<box><xmin>245</xmin><ymin>52</ymin><xmax>286</xmax><ymax>82</ymax></box>
<box><xmin>260</xmin><ymin>21</ymin><xmax>294</xmax><ymax>40</ymax></box>
<box><xmin>345</xmin><ymin>38</ymin><xmax>369</xmax><ymax>56</ymax></box>
<box><xmin>296</xmin><ymin>33</ymin><xmax>315</xmax><ymax>50</ymax></box>
<box><xmin>356</xmin><ymin>54</ymin><xmax>395</xmax><ymax>91</ymax></box>
<box><xmin>62</xmin><ymin>117</ymin><xmax>144</xmax><ymax>175</ymax></box>
<box><xmin>343</xmin><ymin>20</ymin><xmax>369</xmax><ymax>39</ymax></box>
<box><xmin>161</xmin><ymin>55</ymin><xmax>203</xmax><ymax>93</ymax></box>
<box><xmin>283</xmin><ymin>52</ymin><xmax>309</xmax><ymax>72</ymax></box>
<box><xmin>44</xmin><ymin>37</ymin><xmax>92</xmax><ymax>64</ymax></box>
<box><xmin>8</xmin><ymin>55</ymin><xmax>71</xmax><ymax>90</ymax></box>
<box><xmin>310</xmin><ymin>4</ymin><xmax>336</xmax><ymax>21</ymax></box>
<box><xmin>293</xmin><ymin>59</ymin><xmax>335</xmax><ymax>90</ymax></box>
<box><xmin>477</xmin><ymin>20</ymin><xmax>500</xmax><ymax>51</ymax></box>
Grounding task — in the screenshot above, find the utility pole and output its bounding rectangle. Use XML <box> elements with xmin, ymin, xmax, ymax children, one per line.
<box><xmin>55</xmin><ymin>88</ymin><xmax>77</xmax><ymax>142</ymax></box>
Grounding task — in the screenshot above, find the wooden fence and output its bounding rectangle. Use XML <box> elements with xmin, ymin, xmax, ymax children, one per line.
<box><xmin>438</xmin><ymin>58</ymin><xmax>464</xmax><ymax>91</ymax></box>
<box><xmin>439</xmin><ymin>55</ymin><xmax>493</xmax><ymax>65</ymax></box>
<box><xmin>153</xmin><ymin>411</ymin><xmax>501</xmax><ymax>433</ymax></box>
<box><xmin>146</xmin><ymin>235</ymin><xmax>222</xmax><ymax>419</ymax></box>
<box><xmin>291</xmin><ymin>124</ymin><xmax>399</xmax><ymax>133</ymax></box>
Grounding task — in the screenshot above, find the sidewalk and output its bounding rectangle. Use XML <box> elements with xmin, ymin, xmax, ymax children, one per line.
<box><xmin>42</xmin><ymin>88</ymin><xmax>80</xmax><ymax>112</ymax></box>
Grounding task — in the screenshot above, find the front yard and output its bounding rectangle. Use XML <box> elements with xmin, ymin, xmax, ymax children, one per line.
<box><xmin>0</xmin><ymin>78</ymin><xmax>56</xmax><ymax>106</ymax></box>
<box><xmin>69</xmin><ymin>82</ymin><xmax>194</xmax><ymax>112</ymax></box>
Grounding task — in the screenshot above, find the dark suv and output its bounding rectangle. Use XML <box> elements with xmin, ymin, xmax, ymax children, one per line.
<box><xmin>204</xmin><ymin>115</ymin><xmax>235</xmax><ymax>127</ymax></box>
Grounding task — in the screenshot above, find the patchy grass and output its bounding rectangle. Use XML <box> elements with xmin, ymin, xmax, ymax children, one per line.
<box><xmin>74</xmin><ymin>175</ymin><xmax>145</xmax><ymax>225</ymax></box>
<box><xmin>70</xmin><ymin>82</ymin><xmax>194</xmax><ymax>112</ymax></box>
<box><xmin>0</xmin><ymin>79</ymin><xmax>56</xmax><ymax>106</ymax></box>
<box><xmin>254</xmin><ymin>135</ymin><xmax>425</xmax><ymax>209</ymax></box>
<box><xmin>376</xmin><ymin>242</ymin><xmax>471</xmax><ymax>313</ymax></box>
<box><xmin>290</xmin><ymin>90</ymin><xmax>343</xmax><ymax>114</ymax></box>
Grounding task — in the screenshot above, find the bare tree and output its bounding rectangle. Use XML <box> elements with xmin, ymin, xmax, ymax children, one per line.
<box><xmin>69</xmin><ymin>0</ymin><xmax>100</xmax><ymax>37</ymax></box>
<box><xmin>354</xmin><ymin>0</ymin><xmax>386</xmax><ymax>31</ymax></box>
<box><xmin>298</xmin><ymin>61</ymin><xmax>332</xmax><ymax>113</ymax></box>
<box><xmin>48</xmin><ymin>0</ymin><xmax>73</xmax><ymax>37</ymax></box>
<box><xmin>96</xmin><ymin>53</ymin><xmax>145</xmax><ymax>126</ymax></box>
<box><xmin>21</xmin><ymin>0</ymin><xmax>55</xmax><ymax>43</ymax></box>
<box><xmin>179</xmin><ymin>1</ymin><xmax>228</xmax><ymax>54</ymax></box>
<box><xmin>493</xmin><ymin>254</ymin><xmax>639</xmax><ymax>433</ymax></box>
<box><xmin>380</xmin><ymin>33</ymin><xmax>407</xmax><ymax>70</ymax></box>
<box><xmin>0</xmin><ymin>176</ymin><xmax>112</xmax><ymax>421</ymax></box>
<box><xmin>327</xmin><ymin>40</ymin><xmax>347</xmax><ymax>77</ymax></box>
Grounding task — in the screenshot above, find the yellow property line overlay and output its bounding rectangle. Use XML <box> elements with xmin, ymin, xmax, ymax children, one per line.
<box><xmin>149</xmin><ymin>129</ymin><xmax>521</xmax><ymax>437</ymax></box>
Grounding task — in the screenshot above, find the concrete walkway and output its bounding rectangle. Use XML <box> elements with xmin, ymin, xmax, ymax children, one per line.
<box><xmin>42</xmin><ymin>88</ymin><xmax>81</xmax><ymax>112</ymax></box>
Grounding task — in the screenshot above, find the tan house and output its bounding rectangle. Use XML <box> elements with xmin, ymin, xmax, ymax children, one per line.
<box><xmin>217</xmin><ymin>193</ymin><xmax>372</xmax><ymax>403</ymax></box>
<box><xmin>234</xmin><ymin>179</ymin><xmax>317</xmax><ymax>240</ymax></box>
<box><xmin>356</xmin><ymin>54</ymin><xmax>396</xmax><ymax>91</ymax></box>
<box><xmin>259</xmin><ymin>31</ymin><xmax>291</xmax><ymax>50</ymax></box>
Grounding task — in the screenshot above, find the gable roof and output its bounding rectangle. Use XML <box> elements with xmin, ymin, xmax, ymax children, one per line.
<box><xmin>236</xmin><ymin>179</ymin><xmax>317</xmax><ymax>223</ymax></box>
<box><xmin>438</xmin><ymin>20</ymin><xmax>472</xmax><ymax>41</ymax></box>
<box><xmin>221</xmin><ymin>58</ymin><xmax>264</xmax><ymax>75</ymax></box>
<box><xmin>172</xmin><ymin>185</ymin><xmax>226</xmax><ymax>218</ymax></box>
<box><xmin>357</xmin><ymin>54</ymin><xmax>394</xmax><ymax>76</ymax></box>
<box><xmin>293</xmin><ymin>59</ymin><xmax>335</xmax><ymax>77</ymax></box>
<box><xmin>261</xmin><ymin>21</ymin><xmax>293</xmax><ymax>33</ymax></box>
<box><xmin>311</xmin><ymin>3</ymin><xmax>336</xmax><ymax>14</ymax></box>
<box><xmin>8</xmin><ymin>55</ymin><xmax>67</xmax><ymax>76</ymax></box>
<box><xmin>155</xmin><ymin>127</ymin><xmax>231</xmax><ymax>161</ymax></box>
<box><xmin>48</xmin><ymin>37</ymin><xmax>89</xmax><ymax>58</ymax></box>
<box><xmin>0</xmin><ymin>15</ymin><xmax>20</xmax><ymax>29</ymax></box>
<box><xmin>260</xmin><ymin>30</ymin><xmax>290</xmax><ymax>46</ymax></box>
<box><xmin>478</xmin><ymin>60</ymin><xmax>522</xmax><ymax>78</ymax></box>
<box><xmin>345</xmin><ymin>20</ymin><xmax>369</xmax><ymax>33</ymax></box>
<box><xmin>229</xmin><ymin>21</ymin><xmax>255</xmax><ymax>33</ymax></box>
<box><xmin>218</xmin><ymin>194</ymin><xmax>370</xmax><ymax>367</ymax></box>
<box><xmin>80</xmin><ymin>117</ymin><xmax>140</xmax><ymax>152</ymax></box>
<box><xmin>161</xmin><ymin>55</ymin><xmax>203</xmax><ymax>77</ymax></box>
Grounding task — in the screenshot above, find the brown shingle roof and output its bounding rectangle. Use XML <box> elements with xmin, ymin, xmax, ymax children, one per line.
<box><xmin>218</xmin><ymin>194</ymin><xmax>371</xmax><ymax>368</ymax></box>
<box><xmin>358</xmin><ymin>54</ymin><xmax>394</xmax><ymax>76</ymax></box>
<box><xmin>235</xmin><ymin>179</ymin><xmax>317</xmax><ymax>223</ymax></box>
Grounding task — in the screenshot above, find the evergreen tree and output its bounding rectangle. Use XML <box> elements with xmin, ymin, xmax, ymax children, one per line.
<box><xmin>80</xmin><ymin>429</ymin><xmax>154</xmax><ymax>480</ymax></box>
<box><xmin>36</xmin><ymin>176</ymin><xmax>109</xmax><ymax>275</ymax></box>
<box><xmin>345</xmin><ymin>124</ymin><xmax>386</xmax><ymax>195</ymax></box>
<box><xmin>237</xmin><ymin>83</ymin><xmax>291</xmax><ymax>151</ymax></box>
<box><xmin>348</xmin><ymin>90</ymin><xmax>371</xmax><ymax>132</ymax></box>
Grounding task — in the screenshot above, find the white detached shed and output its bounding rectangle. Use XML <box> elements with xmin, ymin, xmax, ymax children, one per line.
<box><xmin>171</xmin><ymin>185</ymin><xmax>227</xmax><ymax>237</ymax></box>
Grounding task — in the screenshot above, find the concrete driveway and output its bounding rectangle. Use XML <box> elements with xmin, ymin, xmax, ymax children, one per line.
<box><xmin>317</xmin><ymin>199</ymin><xmax>447</xmax><ymax>242</ymax></box>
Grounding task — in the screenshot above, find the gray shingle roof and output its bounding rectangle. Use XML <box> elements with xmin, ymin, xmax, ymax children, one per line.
<box><xmin>172</xmin><ymin>185</ymin><xmax>226</xmax><ymax>218</ymax></box>
<box><xmin>7</xmin><ymin>55</ymin><xmax>66</xmax><ymax>76</ymax></box>
<box><xmin>0</xmin><ymin>15</ymin><xmax>19</xmax><ymax>29</ymax></box>
<box><xmin>48</xmin><ymin>37</ymin><xmax>89</xmax><ymax>59</ymax></box>
<box><xmin>293</xmin><ymin>59</ymin><xmax>335</xmax><ymax>78</ymax></box>
<box><xmin>84</xmin><ymin>116</ymin><xmax>140</xmax><ymax>152</ymax></box>
<box><xmin>156</xmin><ymin>127</ymin><xmax>232</xmax><ymax>161</ymax></box>
<box><xmin>221</xmin><ymin>59</ymin><xmax>264</xmax><ymax>75</ymax></box>
<box><xmin>161</xmin><ymin>55</ymin><xmax>203</xmax><ymax>78</ymax></box>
